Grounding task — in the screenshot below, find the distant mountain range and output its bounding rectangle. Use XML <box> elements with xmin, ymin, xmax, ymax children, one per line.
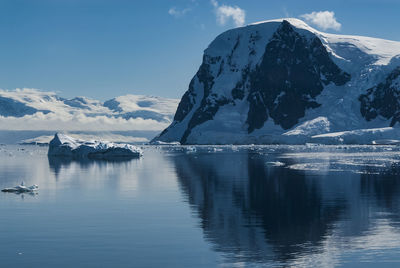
<box><xmin>153</xmin><ymin>18</ymin><xmax>400</xmax><ymax>144</ymax></box>
<box><xmin>0</xmin><ymin>88</ymin><xmax>180</xmax><ymax>144</ymax></box>
<box><xmin>0</xmin><ymin>89</ymin><xmax>178</xmax><ymax>123</ymax></box>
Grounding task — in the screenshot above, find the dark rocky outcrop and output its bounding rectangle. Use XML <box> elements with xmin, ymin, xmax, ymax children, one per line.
<box><xmin>246</xmin><ymin>21</ymin><xmax>350</xmax><ymax>132</ymax></box>
<box><xmin>359</xmin><ymin>67</ymin><xmax>400</xmax><ymax>126</ymax></box>
<box><xmin>0</xmin><ymin>97</ymin><xmax>50</xmax><ymax>117</ymax></box>
<box><xmin>173</xmin><ymin>79</ymin><xmax>197</xmax><ymax>122</ymax></box>
<box><xmin>178</xmin><ymin>56</ymin><xmax>227</xmax><ymax>143</ymax></box>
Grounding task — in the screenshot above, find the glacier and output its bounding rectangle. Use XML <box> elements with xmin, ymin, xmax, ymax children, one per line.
<box><xmin>154</xmin><ymin>18</ymin><xmax>400</xmax><ymax>144</ymax></box>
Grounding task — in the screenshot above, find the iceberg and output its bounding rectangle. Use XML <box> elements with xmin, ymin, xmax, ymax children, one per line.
<box><xmin>2</xmin><ymin>181</ymin><xmax>38</xmax><ymax>193</ymax></box>
<box><xmin>48</xmin><ymin>133</ymin><xmax>143</xmax><ymax>159</ymax></box>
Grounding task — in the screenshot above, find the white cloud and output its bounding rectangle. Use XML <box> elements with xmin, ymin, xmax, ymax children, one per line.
<box><xmin>0</xmin><ymin>113</ymin><xmax>168</xmax><ymax>132</ymax></box>
<box><xmin>300</xmin><ymin>11</ymin><xmax>341</xmax><ymax>31</ymax></box>
<box><xmin>211</xmin><ymin>0</ymin><xmax>246</xmax><ymax>27</ymax></box>
<box><xmin>168</xmin><ymin>7</ymin><xmax>191</xmax><ymax>18</ymax></box>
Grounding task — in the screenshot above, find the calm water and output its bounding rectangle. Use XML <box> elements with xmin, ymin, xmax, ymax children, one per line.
<box><xmin>1</xmin><ymin>145</ymin><xmax>400</xmax><ymax>267</ymax></box>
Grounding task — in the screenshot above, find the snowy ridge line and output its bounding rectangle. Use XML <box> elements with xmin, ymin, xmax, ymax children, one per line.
<box><xmin>249</xmin><ymin>18</ymin><xmax>400</xmax><ymax>66</ymax></box>
<box><xmin>0</xmin><ymin>88</ymin><xmax>179</xmax><ymax>131</ymax></box>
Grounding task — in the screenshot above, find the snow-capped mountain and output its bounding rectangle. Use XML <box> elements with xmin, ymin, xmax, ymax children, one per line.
<box><xmin>104</xmin><ymin>94</ymin><xmax>179</xmax><ymax>122</ymax></box>
<box><xmin>0</xmin><ymin>88</ymin><xmax>179</xmax><ymax>132</ymax></box>
<box><xmin>0</xmin><ymin>89</ymin><xmax>178</xmax><ymax>123</ymax></box>
<box><xmin>154</xmin><ymin>18</ymin><xmax>400</xmax><ymax>144</ymax></box>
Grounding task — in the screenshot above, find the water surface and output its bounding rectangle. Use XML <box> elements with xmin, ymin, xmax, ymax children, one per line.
<box><xmin>1</xmin><ymin>145</ymin><xmax>400</xmax><ymax>267</ymax></box>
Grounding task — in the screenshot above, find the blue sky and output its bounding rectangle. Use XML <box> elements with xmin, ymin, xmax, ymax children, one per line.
<box><xmin>1</xmin><ymin>0</ymin><xmax>400</xmax><ymax>100</ymax></box>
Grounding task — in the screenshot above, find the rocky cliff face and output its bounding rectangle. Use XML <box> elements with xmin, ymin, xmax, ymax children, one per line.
<box><xmin>359</xmin><ymin>67</ymin><xmax>400</xmax><ymax>126</ymax></box>
<box><xmin>246</xmin><ymin>21</ymin><xmax>350</xmax><ymax>133</ymax></box>
<box><xmin>154</xmin><ymin>18</ymin><xmax>400</xmax><ymax>144</ymax></box>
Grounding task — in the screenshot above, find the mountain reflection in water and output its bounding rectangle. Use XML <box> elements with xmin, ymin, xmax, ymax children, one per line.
<box><xmin>170</xmin><ymin>147</ymin><xmax>400</xmax><ymax>267</ymax></box>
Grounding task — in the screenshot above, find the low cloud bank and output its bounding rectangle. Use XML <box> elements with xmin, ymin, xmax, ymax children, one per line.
<box><xmin>0</xmin><ymin>112</ymin><xmax>168</xmax><ymax>131</ymax></box>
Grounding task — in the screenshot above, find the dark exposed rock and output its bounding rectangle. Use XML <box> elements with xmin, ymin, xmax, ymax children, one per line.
<box><xmin>0</xmin><ymin>97</ymin><xmax>50</xmax><ymax>117</ymax></box>
<box><xmin>179</xmin><ymin>56</ymin><xmax>220</xmax><ymax>143</ymax></box>
<box><xmin>173</xmin><ymin>89</ymin><xmax>195</xmax><ymax>122</ymax></box>
<box><xmin>181</xmin><ymin>97</ymin><xmax>230</xmax><ymax>143</ymax></box>
<box><xmin>174</xmin><ymin>72</ymin><xmax>199</xmax><ymax>122</ymax></box>
<box><xmin>359</xmin><ymin>67</ymin><xmax>400</xmax><ymax>126</ymax></box>
<box><xmin>120</xmin><ymin>110</ymin><xmax>169</xmax><ymax>122</ymax></box>
<box><xmin>103</xmin><ymin>98</ymin><xmax>123</xmax><ymax>112</ymax></box>
<box><xmin>63</xmin><ymin>97</ymin><xmax>91</xmax><ymax>109</ymax></box>
<box><xmin>231</xmin><ymin>65</ymin><xmax>250</xmax><ymax>101</ymax></box>
<box><xmin>246</xmin><ymin>20</ymin><xmax>350</xmax><ymax>132</ymax></box>
<box><xmin>231</xmin><ymin>86</ymin><xmax>245</xmax><ymax>100</ymax></box>
<box><xmin>179</xmin><ymin>37</ymin><xmax>247</xmax><ymax>141</ymax></box>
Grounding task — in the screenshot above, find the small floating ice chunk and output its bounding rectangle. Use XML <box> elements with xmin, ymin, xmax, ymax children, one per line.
<box><xmin>266</xmin><ymin>161</ymin><xmax>286</xmax><ymax>167</ymax></box>
<box><xmin>287</xmin><ymin>163</ymin><xmax>324</xmax><ymax>171</ymax></box>
<box><xmin>150</xmin><ymin>140</ymin><xmax>181</xmax><ymax>146</ymax></box>
<box><xmin>185</xmin><ymin>146</ymin><xmax>197</xmax><ymax>153</ymax></box>
<box><xmin>209</xmin><ymin>147</ymin><xmax>223</xmax><ymax>152</ymax></box>
<box><xmin>230</xmin><ymin>146</ymin><xmax>239</xmax><ymax>152</ymax></box>
<box><xmin>48</xmin><ymin>133</ymin><xmax>143</xmax><ymax>159</ymax></box>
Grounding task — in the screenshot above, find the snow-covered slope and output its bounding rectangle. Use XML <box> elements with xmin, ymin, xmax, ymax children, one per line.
<box><xmin>104</xmin><ymin>95</ymin><xmax>179</xmax><ymax>122</ymax></box>
<box><xmin>0</xmin><ymin>88</ymin><xmax>179</xmax><ymax>132</ymax></box>
<box><xmin>154</xmin><ymin>18</ymin><xmax>400</xmax><ymax>144</ymax></box>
